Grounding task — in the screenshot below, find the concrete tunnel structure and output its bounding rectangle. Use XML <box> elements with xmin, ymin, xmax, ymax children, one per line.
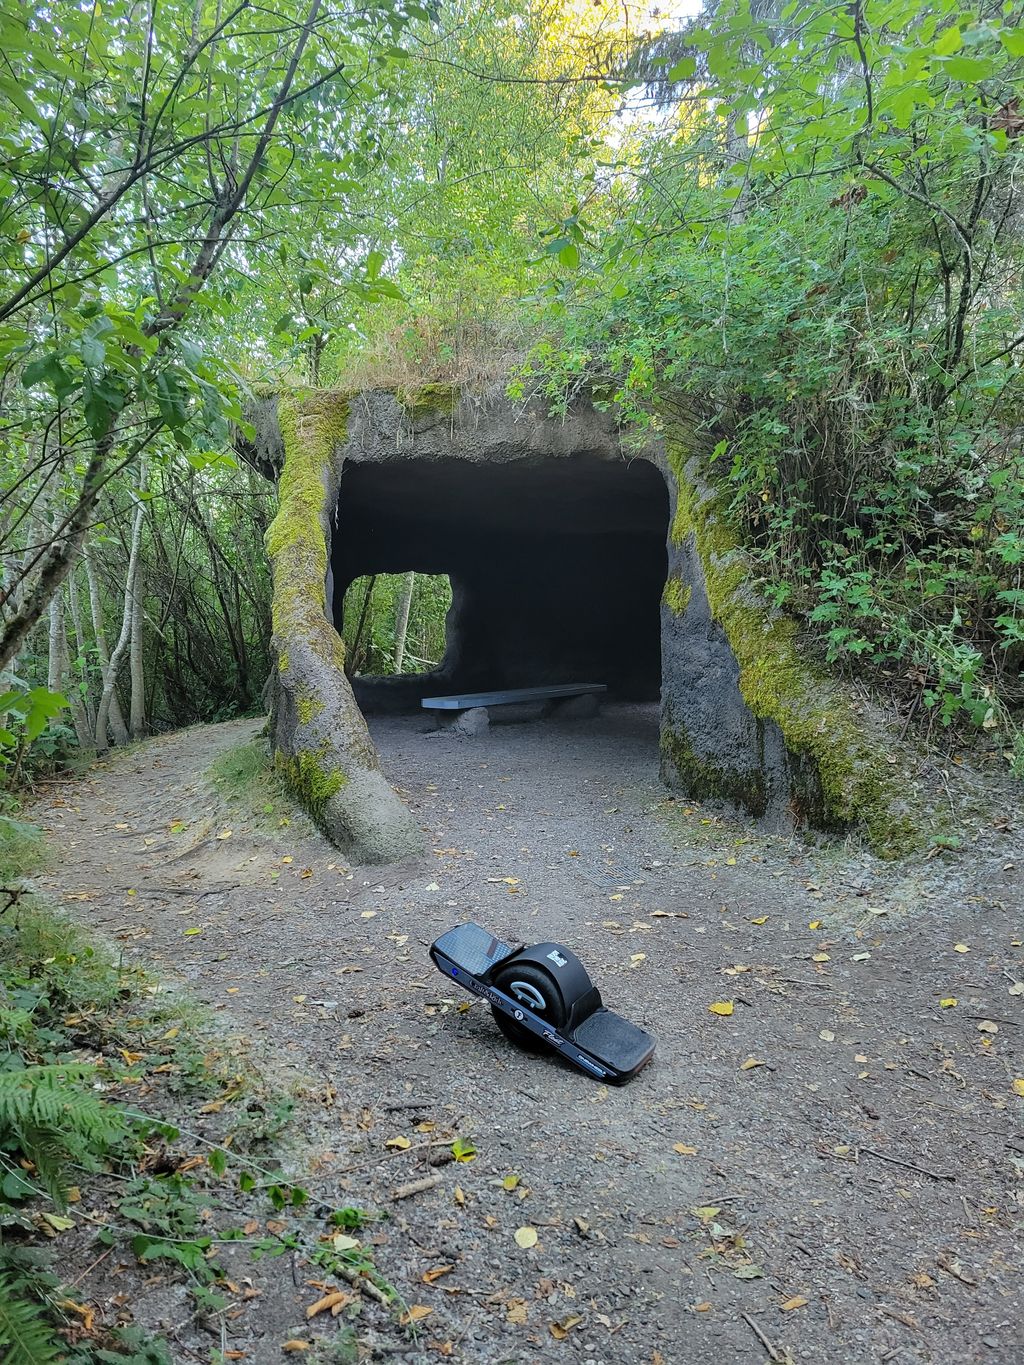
<box><xmin>242</xmin><ymin>384</ymin><xmax>912</xmax><ymax>864</ymax></box>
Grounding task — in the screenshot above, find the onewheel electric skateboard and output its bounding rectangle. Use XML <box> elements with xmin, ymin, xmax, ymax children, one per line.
<box><xmin>429</xmin><ymin>922</ymin><xmax>655</xmax><ymax>1082</ymax></box>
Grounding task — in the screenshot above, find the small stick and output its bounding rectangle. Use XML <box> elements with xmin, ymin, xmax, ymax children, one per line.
<box><xmin>382</xmin><ymin>1100</ymin><xmax>433</xmax><ymax>1111</ymax></box>
<box><xmin>740</xmin><ymin>1312</ymin><xmax>785</xmax><ymax>1362</ymax></box>
<box><xmin>337</xmin><ymin>1265</ymin><xmax>389</xmax><ymax>1304</ymax></box>
<box><xmin>935</xmin><ymin>1253</ymin><xmax>977</xmax><ymax>1286</ymax></box>
<box><xmin>859</xmin><ymin>1146</ymin><xmax>954</xmax><ymax>1182</ymax></box>
<box><xmin>392</xmin><ymin>1171</ymin><xmax>442</xmax><ymax>1201</ymax></box>
<box><xmin>965</xmin><ymin>1014</ymin><xmax>1018</xmax><ymax>1028</ymax></box>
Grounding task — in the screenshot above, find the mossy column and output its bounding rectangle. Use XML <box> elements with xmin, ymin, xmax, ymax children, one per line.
<box><xmin>658</xmin><ymin>425</ymin><xmax>911</xmax><ymax>856</ymax></box>
<box><xmin>265</xmin><ymin>392</ymin><xmax>423</xmax><ymax>863</ymax></box>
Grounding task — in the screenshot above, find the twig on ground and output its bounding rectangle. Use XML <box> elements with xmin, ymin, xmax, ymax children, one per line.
<box><xmin>740</xmin><ymin>1311</ymin><xmax>786</xmax><ymax>1362</ymax></box>
<box><xmin>935</xmin><ymin>1253</ymin><xmax>977</xmax><ymax>1286</ymax></box>
<box><xmin>859</xmin><ymin>1146</ymin><xmax>955</xmax><ymax>1181</ymax></box>
<box><xmin>392</xmin><ymin>1171</ymin><xmax>442</xmax><ymax>1201</ymax></box>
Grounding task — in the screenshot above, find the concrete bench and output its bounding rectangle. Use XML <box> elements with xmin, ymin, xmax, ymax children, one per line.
<box><xmin>422</xmin><ymin>684</ymin><xmax>607</xmax><ymax>733</ymax></box>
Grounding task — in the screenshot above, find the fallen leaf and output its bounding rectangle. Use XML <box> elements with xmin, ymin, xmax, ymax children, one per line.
<box><xmin>812</xmin><ymin>952</ymin><xmax>830</xmax><ymax>963</ymax></box>
<box><xmin>740</xmin><ymin>1057</ymin><xmax>765</xmax><ymax>1071</ymax></box>
<box><xmin>1012</xmin><ymin>1079</ymin><xmax>1024</xmax><ymax>1098</ymax></box>
<box><xmin>506</xmin><ymin>1299</ymin><xmax>528</xmax><ymax>1324</ymax></box>
<box><xmin>502</xmin><ymin>1174</ymin><xmax>521</xmax><ymax>1191</ymax></box>
<box><xmin>217</xmin><ymin>829</ymin><xmax>233</xmax><ymax>840</ymax></box>
<box><xmin>781</xmin><ymin>1295</ymin><xmax>809</xmax><ymax>1311</ymax></box>
<box><xmin>940</xmin><ymin>997</ymin><xmax>958</xmax><ymax>1008</ymax></box>
<box><xmin>673</xmin><ymin>1143</ymin><xmax>698</xmax><ymax>1155</ymax></box>
<box><xmin>690</xmin><ymin>1206</ymin><xmax>721</xmax><ymax>1223</ymax></box>
<box><xmin>281</xmin><ymin>1343</ymin><xmax>312</xmax><ymax>1353</ymax></box>
<box><xmin>57</xmin><ymin>1299</ymin><xmax>94</xmax><ymax>1332</ymax></box>
<box><xmin>451</xmin><ymin>1137</ymin><xmax>476</xmax><ymax>1163</ymax></box>
<box><xmin>708</xmin><ymin>1001</ymin><xmax>734</xmax><ymax>1016</ymax></box>
<box><xmin>549</xmin><ymin>1315</ymin><xmax>582</xmax><ymax>1339</ymax></box>
<box><xmin>399</xmin><ymin>1305</ymin><xmax>433</xmax><ymax>1325</ymax></box>
<box><xmin>629</xmin><ymin>953</ymin><xmax>646</xmax><ymax>967</ymax></box>
<box><xmin>1009</xmin><ymin>981</ymin><xmax>1024</xmax><ymax>997</ymax></box>
<box><xmin>514</xmin><ymin>1226</ymin><xmax>538</xmax><ymax>1249</ymax></box>
<box><xmin>385</xmin><ymin>1135</ymin><xmax>411</xmax><ymax>1150</ymax></box>
<box><xmin>976</xmin><ymin>1020</ymin><xmax>999</xmax><ymax>1034</ymax></box>
<box><xmin>422</xmin><ymin>1265</ymin><xmax>454</xmax><ymax>1284</ymax></box>
<box><xmin>819</xmin><ymin>1030</ymin><xmax>835</xmax><ymax>1042</ymax></box>
<box><xmin>692</xmin><ymin>1301</ymin><xmax>712</xmax><ymax>1312</ymax></box>
<box><xmin>808</xmin><ymin>920</ymin><xmax>822</xmax><ymax>929</ymax></box>
<box><xmin>953</xmin><ymin>943</ymin><xmax>970</xmax><ymax>953</ymax></box>
<box><xmin>749</xmin><ymin>916</ymin><xmax>768</xmax><ymax>925</ymax></box>
<box><xmin>307</xmin><ymin>1291</ymin><xmax>350</xmax><ymax>1319</ymax></box>
<box><xmin>453</xmin><ymin>1186</ymin><xmax>465</xmax><ymax>1206</ymax></box>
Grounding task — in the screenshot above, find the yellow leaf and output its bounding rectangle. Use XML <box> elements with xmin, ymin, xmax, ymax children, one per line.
<box><xmin>610</xmin><ymin>894</ymin><xmax>624</xmax><ymax>901</ymax></box>
<box><xmin>812</xmin><ymin>952</ymin><xmax>830</xmax><ymax>962</ymax></box>
<box><xmin>630</xmin><ymin>953</ymin><xmax>646</xmax><ymax>966</ymax></box>
<box><xmin>502</xmin><ymin>1174</ymin><xmax>521</xmax><ymax>1190</ymax></box>
<box><xmin>690</xmin><ymin>1206</ymin><xmax>720</xmax><ymax>1222</ymax></box>
<box><xmin>549</xmin><ymin>1315</ymin><xmax>582</xmax><ymax>1339</ymax></box>
<box><xmin>953</xmin><ymin>943</ymin><xmax>970</xmax><ymax>953</ymax></box>
<box><xmin>1012</xmin><ymin>1079</ymin><xmax>1024</xmax><ymax>1097</ymax></box>
<box><xmin>940</xmin><ymin>997</ymin><xmax>958</xmax><ymax>1008</ymax></box>
<box><xmin>708</xmin><ymin>1001</ymin><xmax>734</xmax><ymax>1016</ymax></box>
<box><xmin>819</xmin><ymin>1029</ymin><xmax>835</xmax><ymax>1042</ymax></box>
<box><xmin>514</xmin><ymin>1226</ymin><xmax>538</xmax><ymax>1249</ymax></box>
<box><xmin>453</xmin><ymin>1186</ymin><xmax>465</xmax><ymax>1206</ymax></box>
<box><xmin>216</xmin><ymin>829</ymin><xmax>233</xmax><ymax>840</ymax></box>
<box><xmin>725</xmin><ymin>857</ymin><xmax>737</xmax><ymax>865</ymax></box>
<box><xmin>506</xmin><ymin>1299</ymin><xmax>528</xmax><ymax>1324</ymax></box>
<box><xmin>281</xmin><ymin>1342</ymin><xmax>312</xmax><ymax>1353</ymax></box>
<box><xmin>673</xmin><ymin>1143</ymin><xmax>697</xmax><ymax>1155</ymax></box>
<box><xmin>781</xmin><ymin>1296</ymin><xmax>809</xmax><ymax>1311</ymax></box>
<box><xmin>421</xmin><ymin>1265</ymin><xmax>454</xmax><ymax>1284</ymax></box>
<box><xmin>693</xmin><ymin>1301</ymin><xmax>712</xmax><ymax>1313</ymax></box>
<box><xmin>740</xmin><ymin>1057</ymin><xmax>765</xmax><ymax>1071</ymax></box>
<box><xmin>399</xmin><ymin>1305</ymin><xmax>433</xmax><ymax>1326</ymax></box>
<box><xmin>809</xmin><ymin>920</ymin><xmax>822</xmax><ymax>929</ymax></box>
<box><xmin>749</xmin><ymin>916</ymin><xmax>768</xmax><ymax>925</ymax></box>
<box><xmin>385</xmin><ymin>1135</ymin><xmax>411</xmax><ymax>1150</ymax></box>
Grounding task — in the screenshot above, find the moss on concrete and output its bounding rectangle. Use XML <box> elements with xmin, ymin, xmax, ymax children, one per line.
<box><xmin>395</xmin><ymin>382</ymin><xmax>458</xmax><ymax>417</ymax></box>
<box><xmin>662</xmin><ymin>576</ymin><xmax>692</xmax><ymax>615</ymax></box>
<box><xmin>295</xmin><ymin>694</ymin><xmax>324</xmax><ymax>725</ymax></box>
<box><xmin>661</xmin><ymin>722</ymin><xmax>767</xmax><ymax>816</ymax></box>
<box><xmin>274</xmin><ymin>748</ymin><xmax>345</xmax><ymax>820</ymax></box>
<box><xmin>265</xmin><ymin>390</ymin><xmax>350</xmax><ymax>647</ymax></box>
<box><xmin>664</xmin><ymin>433</ymin><xmax>916</xmax><ymax>857</ymax></box>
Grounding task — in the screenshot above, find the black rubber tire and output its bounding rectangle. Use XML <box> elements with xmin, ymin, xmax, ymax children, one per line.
<box><xmin>490</xmin><ymin>961</ymin><xmax>567</xmax><ymax>1052</ymax></box>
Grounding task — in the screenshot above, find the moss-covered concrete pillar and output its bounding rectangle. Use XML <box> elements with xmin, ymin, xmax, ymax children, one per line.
<box><xmin>264</xmin><ymin>392</ymin><xmax>423</xmax><ymax>863</ymax></box>
<box><xmin>658</xmin><ymin>422</ymin><xmax>913</xmax><ymax>856</ymax></box>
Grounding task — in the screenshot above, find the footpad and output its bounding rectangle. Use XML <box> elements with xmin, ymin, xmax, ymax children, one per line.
<box><xmin>431</xmin><ymin>922</ymin><xmax>514</xmax><ymax>978</ymax></box>
<box><xmin>573</xmin><ymin>1008</ymin><xmax>654</xmax><ymax>1080</ymax></box>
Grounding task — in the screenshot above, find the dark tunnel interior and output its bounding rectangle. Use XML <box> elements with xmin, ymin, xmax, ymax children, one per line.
<box><xmin>330</xmin><ymin>455</ymin><xmax>669</xmax><ymax>712</ymax></box>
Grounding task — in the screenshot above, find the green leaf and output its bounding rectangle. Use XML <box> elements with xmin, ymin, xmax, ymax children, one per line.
<box><xmin>939</xmin><ymin>55</ymin><xmax>996</xmax><ymax>80</ymax></box>
<box><xmin>557</xmin><ymin>242</ymin><xmax>580</xmax><ymax>270</ymax></box>
<box><xmin>933</xmin><ymin>26</ymin><xmax>962</xmax><ymax>56</ymax></box>
<box><xmin>667</xmin><ymin>57</ymin><xmax>697</xmax><ymax>82</ymax></box>
<box><xmin>1000</xmin><ymin>27</ymin><xmax>1024</xmax><ymax>56</ymax></box>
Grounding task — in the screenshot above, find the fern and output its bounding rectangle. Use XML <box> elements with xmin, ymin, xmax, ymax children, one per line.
<box><xmin>0</xmin><ymin>1271</ymin><xmax>63</xmax><ymax>1365</ymax></box>
<box><xmin>0</xmin><ymin>1064</ymin><xmax>127</xmax><ymax>1206</ymax></box>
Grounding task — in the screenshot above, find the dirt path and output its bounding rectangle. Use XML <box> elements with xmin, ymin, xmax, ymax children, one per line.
<box><xmin>34</xmin><ymin>708</ymin><xmax>1023</xmax><ymax>1365</ymax></box>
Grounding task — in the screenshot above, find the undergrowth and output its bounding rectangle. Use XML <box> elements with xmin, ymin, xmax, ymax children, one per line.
<box><xmin>0</xmin><ymin>821</ymin><xmax>391</xmax><ymax>1360</ymax></box>
<box><xmin>207</xmin><ymin>738</ymin><xmax>298</xmax><ymax>830</ymax></box>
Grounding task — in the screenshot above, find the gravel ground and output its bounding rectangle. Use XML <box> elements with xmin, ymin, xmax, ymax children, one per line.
<box><xmin>33</xmin><ymin>706</ymin><xmax>1024</xmax><ymax>1365</ymax></box>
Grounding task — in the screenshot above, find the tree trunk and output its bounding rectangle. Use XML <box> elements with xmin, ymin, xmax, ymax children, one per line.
<box><xmin>393</xmin><ymin>571</ymin><xmax>415</xmax><ymax>674</ymax></box>
<box><xmin>95</xmin><ymin>462</ymin><xmax>148</xmax><ymax>749</ymax></box>
<box><xmin>84</xmin><ymin>539</ymin><xmax>129</xmax><ymax>746</ymax></box>
<box><xmin>67</xmin><ymin>558</ymin><xmax>97</xmax><ymax>739</ymax></box>
<box><xmin>129</xmin><ymin>552</ymin><xmax>146</xmax><ymax>740</ymax></box>
<box><xmin>56</xmin><ymin>585</ymin><xmax>93</xmax><ymax>750</ymax></box>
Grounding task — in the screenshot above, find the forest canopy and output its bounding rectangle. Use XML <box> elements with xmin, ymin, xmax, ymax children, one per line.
<box><xmin>1</xmin><ymin>0</ymin><xmax>1023</xmax><ymax>778</ymax></box>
